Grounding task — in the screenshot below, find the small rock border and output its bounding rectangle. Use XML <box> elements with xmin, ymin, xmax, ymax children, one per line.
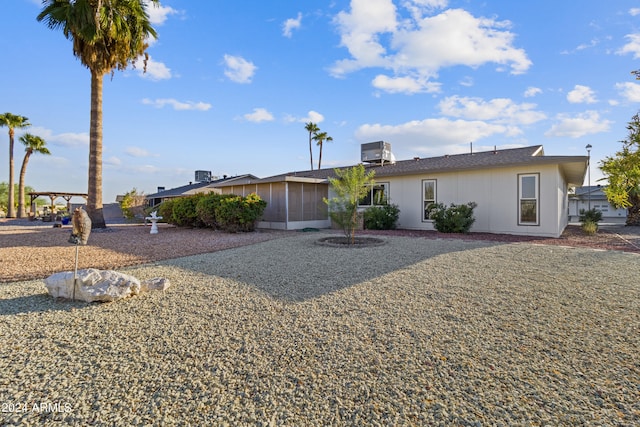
<box><xmin>315</xmin><ymin>236</ymin><xmax>387</xmax><ymax>248</ymax></box>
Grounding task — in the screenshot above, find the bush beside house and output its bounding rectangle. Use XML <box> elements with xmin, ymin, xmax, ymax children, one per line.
<box><xmin>156</xmin><ymin>192</ymin><xmax>267</xmax><ymax>232</ymax></box>
<box><xmin>364</xmin><ymin>204</ymin><xmax>400</xmax><ymax>230</ymax></box>
<box><xmin>429</xmin><ymin>202</ymin><xmax>477</xmax><ymax>233</ymax></box>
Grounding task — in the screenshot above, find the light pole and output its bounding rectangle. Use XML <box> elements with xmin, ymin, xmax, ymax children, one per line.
<box><xmin>586</xmin><ymin>144</ymin><xmax>592</xmax><ymax>211</ymax></box>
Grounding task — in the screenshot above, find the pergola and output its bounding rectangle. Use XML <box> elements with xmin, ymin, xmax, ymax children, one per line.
<box><xmin>28</xmin><ymin>191</ymin><xmax>88</xmax><ymax>217</ymax></box>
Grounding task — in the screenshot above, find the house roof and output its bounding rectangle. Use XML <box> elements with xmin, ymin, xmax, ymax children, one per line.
<box><xmin>146</xmin><ymin>174</ymin><xmax>259</xmax><ymax>199</ymax></box>
<box><xmin>574</xmin><ymin>185</ymin><xmax>608</xmax><ymax>199</ymax></box>
<box><xmin>259</xmin><ymin>145</ymin><xmax>588</xmax><ymax>186</ymax></box>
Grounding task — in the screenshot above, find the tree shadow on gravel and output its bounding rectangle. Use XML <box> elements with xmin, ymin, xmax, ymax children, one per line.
<box><xmin>160</xmin><ymin>234</ymin><xmax>505</xmax><ymax>302</ymax></box>
<box><xmin>0</xmin><ymin>293</ymin><xmax>89</xmax><ymax>316</ymax></box>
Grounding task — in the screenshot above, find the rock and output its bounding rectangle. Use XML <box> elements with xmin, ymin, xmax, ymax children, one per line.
<box><xmin>45</xmin><ymin>268</ymin><xmax>141</xmax><ymax>303</ymax></box>
<box><xmin>141</xmin><ymin>277</ymin><xmax>171</xmax><ymax>292</ymax></box>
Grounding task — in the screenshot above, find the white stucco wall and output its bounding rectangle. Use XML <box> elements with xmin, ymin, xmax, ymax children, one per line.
<box><xmin>381</xmin><ymin>164</ymin><xmax>567</xmax><ymax>237</ymax></box>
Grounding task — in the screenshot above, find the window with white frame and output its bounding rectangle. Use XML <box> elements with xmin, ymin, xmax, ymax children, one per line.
<box><xmin>518</xmin><ymin>173</ymin><xmax>539</xmax><ymax>225</ymax></box>
<box><xmin>359</xmin><ymin>182</ymin><xmax>389</xmax><ymax>206</ymax></box>
<box><xmin>422</xmin><ymin>179</ymin><xmax>437</xmax><ymax>221</ymax></box>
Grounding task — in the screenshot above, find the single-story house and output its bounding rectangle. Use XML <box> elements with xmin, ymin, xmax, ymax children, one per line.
<box><xmin>146</xmin><ymin>174</ymin><xmax>259</xmax><ymax>207</ymax></box>
<box><xmin>212</xmin><ymin>144</ymin><xmax>588</xmax><ymax>238</ymax></box>
<box><xmin>569</xmin><ymin>185</ymin><xmax>627</xmax><ymax>223</ymax></box>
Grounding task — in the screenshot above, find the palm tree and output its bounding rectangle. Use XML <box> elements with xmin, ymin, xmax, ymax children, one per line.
<box><xmin>0</xmin><ymin>113</ymin><xmax>31</xmax><ymax>218</ymax></box>
<box><xmin>38</xmin><ymin>0</ymin><xmax>158</xmax><ymax>228</ymax></box>
<box><xmin>304</xmin><ymin>122</ymin><xmax>319</xmax><ymax>170</ymax></box>
<box><xmin>17</xmin><ymin>133</ymin><xmax>51</xmax><ymax>218</ymax></box>
<box><xmin>313</xmin><ymin>131</ymin><xmax>333</xmax><ymax>170</ymax></box>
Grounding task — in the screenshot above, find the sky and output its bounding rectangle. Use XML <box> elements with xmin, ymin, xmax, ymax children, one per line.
<box><xmin>1</xmin><ymin>0</ymin><xmax>639</xmax><ymax>204</ymax></box>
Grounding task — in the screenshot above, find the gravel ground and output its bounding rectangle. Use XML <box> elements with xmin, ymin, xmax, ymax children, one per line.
<box><xmin>1</xmin><ymin>230</ymin><xmax>639</xmax><ymax>426</ymax></box>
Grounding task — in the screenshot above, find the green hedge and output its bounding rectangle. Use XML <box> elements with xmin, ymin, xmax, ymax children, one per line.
<box><xmin>363</xmin><ymin>204</ymin><xmax>400</xmax><ymax>230</ymax></box>
<box><xmin>196</xmin><ymin>193</ymin><xmax>237</xmax><ymax>228</ymax></box>
<box><xmin>156</xmin><ymin>192</ymin><xmax>266</xmax><ymax>232</ymax></box>
<box><xmin>428</xmin><ymin>202</ymin><xmax>477</xmax><ymax>233</ymax></box>
<box><xmin>214</xmin><ymin>193</ymin><xmax>267</xmax><ymax>232</ymax></box>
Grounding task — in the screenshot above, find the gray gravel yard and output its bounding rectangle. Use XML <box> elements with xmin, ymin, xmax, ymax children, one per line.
<box><xmin>1</xmin><ymin>233</ymin><xmax>639</xmax><ymax>426</ymax></box>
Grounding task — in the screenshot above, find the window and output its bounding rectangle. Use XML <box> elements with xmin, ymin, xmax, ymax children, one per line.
<box><xmin>518</xmin><ymin>174</ymin><xmax>539</xmax><ymax>225</ymax></box>
<box><xmin>422</xmin><ymin>179</ymin><xmax>437</xmax><ymax>221</ymax></box>
<box><xmin>359</xmin><ymin>183</ymin><xmax>389</xmax><ymax>206</ymax></box>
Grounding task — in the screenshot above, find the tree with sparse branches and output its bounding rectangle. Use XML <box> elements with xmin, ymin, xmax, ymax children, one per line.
<box><xmin>599</xmin><ymin>112</ymin><xmax>640</xmax><ymax>225</ymax></box>
<box><xmin>0</xmin><ymin>113</ymin><xmax>31</xmax><ymax>218</ymax></box>
<box><xmin>38</xmin><ymin>0</ymin><xmax>159</xmax><ymax>228</ymax></box>
<box><xmin>17</xmin><ymin>133</ymin><xmax>50</xmax><ymax>218</ymax></box>
<box><xmin>304</xmin><ymin>122</ymin><xmax>319</xmax><ymax>170</ymax></box>
<box><xmin>324</xmin><ymin>164</ymin><xmax>375</xmax><ymax>244</ymax></box>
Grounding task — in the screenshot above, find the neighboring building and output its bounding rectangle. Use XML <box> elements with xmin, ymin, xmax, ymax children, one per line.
<box><xmin>569</xmin><ymin>185</ymin><xmax>627</xmax><ymax>223</ymax></box>
<box><xmin>146</xmin><ymin>174</ymin><xmax>259</xmax><ymax>207</ymax></box>
<box><xmin>213</xmin><ymin>144</ymin><xmax>587</xmax><ymax>238</ymax></box>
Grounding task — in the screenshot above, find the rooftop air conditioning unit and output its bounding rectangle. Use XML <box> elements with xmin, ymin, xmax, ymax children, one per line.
<box><xmin>361</xmin><ymin>141</ymin><xmax>393</xmax><ymax>164</ymax></box>
<box><xmin>195</xmin><ymin>170</ymin><xmax>212</xmax><ymax>183</ymax></box>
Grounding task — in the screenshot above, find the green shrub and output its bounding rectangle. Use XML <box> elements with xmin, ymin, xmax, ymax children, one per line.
<box><xmin>120</xmin><ymin>188</ymin><xmax>146</xmax><ymax>219</ymax></box>
<box><xmin>582</xmin><ymin>219</ymin><xmax>598</xmax><ymax>235</ymax></box>
<box><xmin>195</xmin><ymin>193</ymin><xmax>236</xmax><ymax>228</ymax></box>
<box><xmin>324</xmin><ymin>165</ymin><xmax>376</xmax><ymax>243</ymax></box>
<box><xmin>214</xmin><ymin>193</ymin><xmax>267</xmax><ymax>232</ymax></box>
<box><xmin>363</xmin><ymin>204</ymin><xmax>400</xmax><ymax>230</ymax></box>
<box><xmin>171</xmin><ymin>194</ymin><xmax>206</xmax><ymax>227</ymax></box>
<box><xmin>155</xmin><ymin>199</ymin><xmax>175</xmax><ymax>223</ymax></box>
<box><xmin>429</xmin><ymin>202</ymin><xmax>477</xmax><ymax>233</ymax></box>
<box><xmin>579</xmin><ymin>208</ymin><xmax>603</xmax><ymax>224</ymax></box>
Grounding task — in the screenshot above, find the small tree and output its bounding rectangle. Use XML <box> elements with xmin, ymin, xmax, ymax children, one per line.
<box><xmin>599</xmin><ymin>112</ymin><xmax>640</xmax><ymax>225</ymax></box>
<box><xmin>324</xmin><ymin>164</ymin><xmax>375</xmax><ymax>243</ymax></box>
<box><xmin>120</xmin><ymin>188</ymin><xmax>146</xmax><ymax>219</ymax></box>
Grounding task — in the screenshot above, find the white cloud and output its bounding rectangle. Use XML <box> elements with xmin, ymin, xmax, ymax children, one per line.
<box><xmin>141</xmin><ymin>98</ymin><xmax>212</xmax><ymax>111</ymax></box>
<box><xmin>331</xmin><ymin>3</ymin><xmax>531</xmax><ymax>94</ymax></box>
<box><xmin>630</xmin><ymin>8</ymin><xmax>640</xmax><ymax>16</ymax></box>
<box><xmin>372</xmin><ymin>74</ymin><xmax>440</xmax><ymax>93</ymax></box>
<box><xmin>144</xmin><ymin>1</ymin><xmax>179</xmax><ymax>25</ymax></box>
<box><xmin>283</xmin><ymin>13</ymin><xmax>302</xmax><ymax>38</ymax></box>
<box><xmin>438</xmin><ymin>95</ymin><xmax>546</xmax><ymax>125</ymax></box>
<box><xmin>243</xmin><ymin>108</ymin><xmax>274</xmax><ymax>123</ymax></box>
<box><xmin>134</xmin><ymin>55</ymin><xmax>171</xmax><ymax>80</ymax></box>
<box><xmin>300</xmin><ymin>110</ymin><xmax>325</xmax><ymax>123</ymax></box>
<box><xmin>544</xmin><ymin>111</ymin><xmax>611</xmax><ymax>138</ymax></box>
<box><xmin>125</xmin><ymin>146</ymin><xmax>157</xmax><ymax>158</ymax></box>
<box><xmin>331</xmin><ymin>0</ymin><xmax>398</xmax><ymax>75</ymax></box>
<box><xmin>105</xmin><ymin>156</ymin><xmax>122</xmax><ymax>166</ymax></box>
<box><xmin>223</xmin><ymin>54</ymin><xmax>257</xmax><ymax>83</ymax></box>
<box><xmin>567</xmin><ymin>85</ymin><xmax>597</xmax><ymax>104</ymax></box>
<box><xmin>617</xmin><ymin>33</ymin><xmax>640</xmax><ymax>59</ymax></box>
<box><xmin>458</xmin><ymin>76</ymin><xmax>474</xmax><ymax>87</ymax></box>
<box><xmin>355</xmin><ymin>117</ymin><xmax>516</xmax><ymax>156</ymax></box>
<box><xmin>25</xmin><ymin>126</ymin><xmax>89</xmax><ymax>148</ymax></box>
<box><xmin>616</xmin><ymin>81</ymin><xmax>640</xmax><ymax>102</ymax></box>
<box><xmin>524</xmin><ymin>86</ymin><xmax>542</xmax><ymax>97</ymax></box>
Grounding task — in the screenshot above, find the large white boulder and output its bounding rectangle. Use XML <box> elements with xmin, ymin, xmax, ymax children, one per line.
<box><xmin>45</xmin><ymin>269</ymin><xmax>169</xmax><ymax>303</ymax></box>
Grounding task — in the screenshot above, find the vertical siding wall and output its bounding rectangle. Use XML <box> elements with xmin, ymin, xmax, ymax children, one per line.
<box><xmin>221</xmin><ymin>182</ymin><xmax>328</xmax><ymax>226</ymax></box>
<box><xmin>386</xmin><ymin>164</ymin><xmax>565</xmax><ymax>237</ymax></box>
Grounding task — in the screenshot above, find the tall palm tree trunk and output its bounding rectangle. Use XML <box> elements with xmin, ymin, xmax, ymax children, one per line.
<box><xmin>318</xmin><ymin>142</ymin><xmax>323</xmax><ymax>170</ymax></box>
<box><xmin>87</xmin><ymin>71</ymin><xmax>106</xmax><ymax>228</ymax></box>
<box><xmin>7</xmin><ymin>129</ymin><xmax>15</xmax><ymax>218</ymax></box>
<box><xmin>17</xmin><ymin>152</ymin><xmax>31</xmax><ymax>218</ymax></box>
<box><xmin>308</xmin><ymin>134</ymin><xmax>314</xmax><ymax>170</ymax></box>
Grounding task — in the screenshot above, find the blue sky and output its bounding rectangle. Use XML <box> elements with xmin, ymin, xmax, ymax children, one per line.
<box><xmin>1</xmin><ymin>0</ymin><xmax>639</xmax><ymax>203</ymax></box>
